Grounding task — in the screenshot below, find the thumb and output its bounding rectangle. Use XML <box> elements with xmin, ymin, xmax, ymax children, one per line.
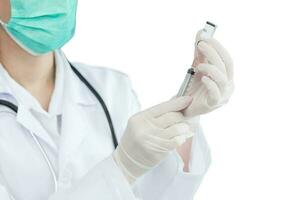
<box><xmin>147</xmin><ymin>96</ymin><xmax>193</xmax><ymax>117</ymax></box>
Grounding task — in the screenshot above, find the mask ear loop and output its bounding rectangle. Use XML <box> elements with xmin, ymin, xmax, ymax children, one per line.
<box><xmin>0</xmin><ymin>20</ymin><xmax>41</xmax><ymax>56</ymax></box>
<box><xmin>0</xmin><ymin>19</ymin><xmax>5</xmax><ymax>26</ymax></box>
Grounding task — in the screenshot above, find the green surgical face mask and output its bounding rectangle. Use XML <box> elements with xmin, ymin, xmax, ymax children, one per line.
<box><xmin>0</xmin><ymin>0</ymin><xmax>78</xmax><ymax>55</ymax></box>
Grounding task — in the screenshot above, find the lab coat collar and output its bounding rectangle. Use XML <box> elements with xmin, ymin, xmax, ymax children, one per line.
<box><xmin>58</xmin><ymin>99</ymin><xmax>96</xmax><ymax>174</ymax></box>
<box><xmin>0</xmin><ymin>64</ymin><xmax>27</xmax><ymax>105</ymax></box>
<box><xmin>0</xmin><ymin>51</ymin><xmax>64</xmax><ymax>117</ymax></box>
<box><xmin>56</xmin><ymin>50</ymin><xmax>99</xmax><ymax>172</ymax></box>
<box><xmin>0</xmin><ymin>65</ymin><xmax>13</xmax><ymax>96</ymax></box>
<box><xmin>0</xmin><ymin>49</ymin><xmax>97</xmax><ymax>107</ymax></box>
<box><xmin>56</xmin><ymin>50</ymin><xmax>97</xmax><ymax>106</ymax></box>
<box><xmin>0</xmin><ymin>49</ymin><xmax>97</xmax><ymax>151</ymax></box>
<box><xmin>0</xmin><ymin>62</ymin><xmax>58</xmax><ymax>150</ymax></box>
<box><xmin>16</xmin><ymin>104</ymin><xmax>58</xmax><ymax>150</ymax></box>
<box><xmin>0</xmin><ymin>49</ymin><xmax>99</xmax><ymax>172</ymax></box>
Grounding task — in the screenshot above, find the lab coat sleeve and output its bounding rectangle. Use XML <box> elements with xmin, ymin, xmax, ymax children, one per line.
<box><xmin>138</xmin><ymin>118</ymin><xmax>212</xmax><ymax>200</ymax></box>
<box><xmin>125</xmin><ymin>80</ymin><xmax>212</xmax><ymax>200</ymax></box>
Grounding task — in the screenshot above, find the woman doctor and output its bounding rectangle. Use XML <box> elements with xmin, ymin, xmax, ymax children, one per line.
<box><xmin>0</xmin><ymin>0</ymin><xmax>234</xmax><ymax>199</ymax></box>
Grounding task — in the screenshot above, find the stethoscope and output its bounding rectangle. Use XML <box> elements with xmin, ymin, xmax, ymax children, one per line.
<box><xmin>0</xmin><ymin>62</ymin><xmax>118</xmax><ymax>194</ymax></box>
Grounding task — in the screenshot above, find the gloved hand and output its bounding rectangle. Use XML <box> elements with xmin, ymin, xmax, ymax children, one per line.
<box><xmin>183</xmin><ymin>30</ymin><xmax>234</xmax><ymax>117</ymax></box>
<box><xmin>113</xmin><ymin>96</ymin><xmax>195</xmax><ymax>184</ymax></box>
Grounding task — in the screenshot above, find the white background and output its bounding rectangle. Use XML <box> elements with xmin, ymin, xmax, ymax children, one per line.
<box><xmin>64</xmin><ymin>0</ymin><xmax>300</xmax><ymax>199</ymax></box>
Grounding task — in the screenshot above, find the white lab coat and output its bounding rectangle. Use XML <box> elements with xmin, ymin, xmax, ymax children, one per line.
<box><xmin>0</xmin><ymin>50</ymin><xmax>211</xmax><ymax>200</ymax></box>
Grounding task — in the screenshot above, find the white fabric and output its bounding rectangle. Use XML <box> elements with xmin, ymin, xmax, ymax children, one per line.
<box><xmin>0</xmin><ymin>50</ymin><xmax>211</xmax><ymax>200</ymax></box>
<box><xmin>184</xmin><ymin>30</ymin><xmax>234</xmax><ymax>116</ymax></box>
<box><xmin>113</xmin><ymin>96</ymin><xmax>195</xmax><ymax>183</ymax></box>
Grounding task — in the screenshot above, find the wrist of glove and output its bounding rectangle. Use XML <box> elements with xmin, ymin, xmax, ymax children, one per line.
<box><xmin>113</xmin><ymin>96</ymin><xmax>195</xmax><ymax>184</ymax></box>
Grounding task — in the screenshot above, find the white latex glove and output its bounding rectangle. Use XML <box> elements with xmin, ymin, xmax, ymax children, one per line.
<box><xmin>183</xmin><ymin>30</ymin><xmax>234</xmax><ymax>117</ymax></box>
<box><xmin>113</xmin><ymin>96</ymin><xmax>195</xmax><ymax>184</ymax></box>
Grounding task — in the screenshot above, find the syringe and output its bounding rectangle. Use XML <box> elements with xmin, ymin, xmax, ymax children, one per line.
<box><xmin>177</xmin><ymin>21</ymin><xmax>217</xmax><ymax>97</ymax></box>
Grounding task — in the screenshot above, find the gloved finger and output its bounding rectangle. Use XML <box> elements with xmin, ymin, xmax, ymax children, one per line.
<box><xmin>153</xmin><ymin>134</ymin><xmax>193</xmax><ymax>150</ymax></box>
<box><xmin>195</xmin><ymin>63</ymin><xmax>228</xmax><ymax>93</ymax></box>
<box><xmin>160</xmin><ymin>122</ymin><xmax>193</xmax><ymax>139</ymax></box>
<box><xmin>146</xmin><ymin>96</ymin><xmax>193</xmax><ymax>118</ymax></box>
<box><xmin>146</xmin><ymin>139</ymin><xmax>172</xmax><ymax>153</ymax></box>
<box><xmin>154</xmin><ymin>112</ymin><xmax>184</xmax><ymax>128</ymax></box>
<box><xmin>202</xmin><ymin>76</ymin><xmax>221</xmax><ymax>106</ymax></box>
<box><xmin>197</xmin><ymin>41</ymin><xmax>226</xmax><ymax>74</ymax></box>
<box><xmin>205</xmin><ymin>38</ymin><xmax>234</xmax><ymax>81</ymax></box>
